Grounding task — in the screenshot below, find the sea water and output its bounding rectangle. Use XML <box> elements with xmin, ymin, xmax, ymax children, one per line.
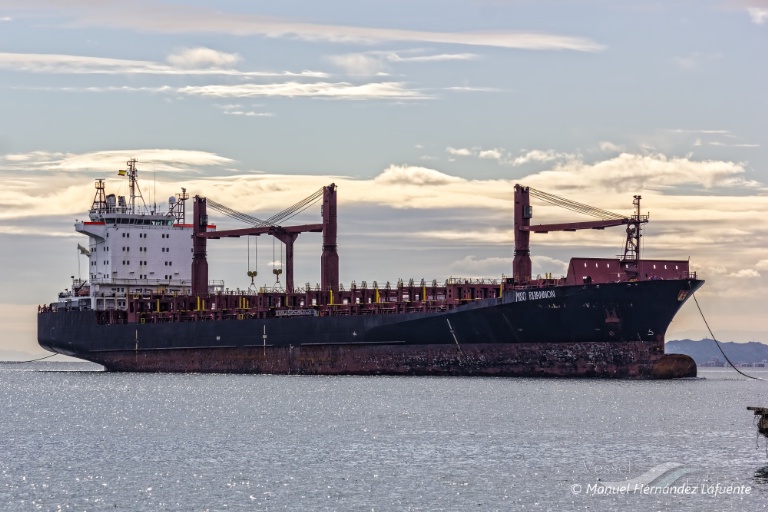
<box><xmin>1</xmin><ymin>363</ymin><xmax>767</xmax><ymax>511</ymax></box>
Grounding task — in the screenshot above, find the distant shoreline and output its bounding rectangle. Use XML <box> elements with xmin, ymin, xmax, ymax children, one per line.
<box><xmin>666</xmin><ymin>339</ymin><xmax>768</xmax><ymax>366</ymax></box>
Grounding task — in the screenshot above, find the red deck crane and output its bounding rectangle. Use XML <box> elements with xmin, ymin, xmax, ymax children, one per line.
<box><xmin>513</xmin><ymin>185</ymin><xmax>648</xmax><ymax>284</ymax></box>
<box><xmin>191</xmin><ymin>184</ymin><xmax>338</xmax><ymax>298</ymax></box>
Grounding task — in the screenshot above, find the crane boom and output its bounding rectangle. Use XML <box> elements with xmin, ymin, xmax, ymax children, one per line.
<box><xmin>524</xmin><ymin>218</ymin><xmax>629</xmax><ymax>233</ymax></box>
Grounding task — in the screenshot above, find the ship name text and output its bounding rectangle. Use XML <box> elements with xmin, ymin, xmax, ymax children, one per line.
<box><xmin>515</xmin><ymin>289</ymin><xmax>556</xmax><ymax>302</ymax></box>
<box><xmin>274</xmin><ymin>309</ymin><xmax>319</xmax><ymax>317</ymax></box>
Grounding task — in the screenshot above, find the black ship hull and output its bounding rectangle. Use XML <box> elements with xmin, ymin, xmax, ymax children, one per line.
<box><xmin>38</xmin><ymin>279</ymin><xmax>702</xmax><ymax>378</ymax></box>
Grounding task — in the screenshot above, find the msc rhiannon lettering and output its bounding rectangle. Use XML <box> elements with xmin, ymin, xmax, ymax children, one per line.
<box><xmin>515</xmin><ymin>289</ymin><xmax>556</xmax><ymax>301</ymax></box>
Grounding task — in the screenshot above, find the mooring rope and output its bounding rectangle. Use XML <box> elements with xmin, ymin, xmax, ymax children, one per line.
<box><xmin>3</xmin><ymin>353</ymin><xmax>58</xmax><ymax>364</ymax></box>
<box><xmin>692</xmin><ymin>292</ymin><xmax>763</xmax><ymax>381</ymax></box>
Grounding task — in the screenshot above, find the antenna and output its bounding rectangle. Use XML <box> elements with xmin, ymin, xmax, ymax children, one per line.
<box><xmin>128</xmin><ymin>158</ymin><xmax>136</xmax><ymax>213</ymax></box>
<box><xmin>117</xmin><ymin>158</ymin><xmax>149</xmax><ymax>214</ymax></box>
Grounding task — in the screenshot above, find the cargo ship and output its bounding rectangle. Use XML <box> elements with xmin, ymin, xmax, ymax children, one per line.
<box><xmin>38</xmin><ymin>159</ymin><xmax>702</xmax><ymax>378</ymax></box>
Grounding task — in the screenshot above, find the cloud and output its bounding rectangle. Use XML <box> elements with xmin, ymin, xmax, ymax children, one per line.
<box><xmin>756</xmin><ymin>259</ymin><xmax>768</xmax><ymax>271</ymax></box>
<box><xmin>215</xmin><ymin>103</ymin><xmax>274</xmax><ymax>117</ymax></box>
<box><xmin>373</xmin><ymin>165</ymin><xmax>465</xmax><ymax>186</ymax></box>
<box><xmin>3</xmin><ymin>148</ymin><xmax>767</xmax><ymax>245</ymax></box>
<box><xmin>222</xmin><ymin>110</ymin><xmax>274</xmax><ymax>117</ymax></box>
<box><xmin>4</xmin><ymin>2</ymin><xmax>605</xmax><ymax>51</ymax></box>
<box><xmin>0</xmin><ymin>51</ymin><xmax>326</xmax><ymax>77</ymax></box>
<box><xmin>478</xmin><ymin>149</ymin><xmax>503</xmax><ymax>160</ymax></box>
<box><xmin>392</xmin><ymin>52</ymin><xmax>478</xmax><ymax>63</ymax></box>
<box><xmin>166</xmin><ymin>47</ymin><xmax>242</xmax><ymax>68</ymax></box>
<box><xmin>666</xmin><ymin>128</ymin><xmax>759</xmax><ymax>149</ymax></box>
<box><xmin>326</xmin><ymin>50</ymin><xmax>479</xmax><ymax>76</ymax></box>
<box><xmin>511</xmin><ymin>149</ymin><xmax>572</xmax><ymax>166</ymax></box>
<box><xmin>325</xmin><ymin>54</ymin><xmax>389</xmax><ymax>76</ymax></box>
<box><xmin>447</xmin><ymin>255</ymin><xmax>512</xmax><ymax>277</ymax></box>
<box><xmin>0</xmin><ymin>149</ymin><xmax>233</xmax><ymax>174</ymax></box>
<box><xmin>448</xmin><ymin>146</ymin><xmax>499</xmax><ymax>160</ymax></box>
<box><xmin>532</xmin><ymin>255</ymin><xmax>569</xmax><ymax>277</ymax></box>
<box><xmin>525</xmin><ymin>153</ymin><xmax>759</xmax><ymax>192</ymax></box>
<box><xmin>26</xmin><ymin>82</ymin><xmax>430</xmax><ymax>101</ymax></box>
<box><xmin>446</xmin><ymin>147</ymin><xmax>473</xmax><ymax>157</ymax></box>
<box><xmin>708</xmin><ymin>141</ymin><xmax>760</xmax><ymax>148</ymax></box>
<box><xmin>415</xmin><ymin>227</ymin><xmax>512</xmax><ymax>244</ymax></box>
<box><xmin>728</xmin><ymin>269</ymin><xmax>761</xmax><ymax>278</ymax></box>
<box><xmin>444</xmin><ymin>86</ymin><xmax>500</xmax><ymax>92</ymax></box>
<box><xmin>0</xmin><ymin>150</ymin><xmax>237</xmax><ymax>224</ymax></box>
<box><xmin>669</xmin><ymin>129</ymin><xmax>731</xmax><ymax>134</ymax></box>
<box><xmin>748</xmin><ymin>7</ymin><xmax>768</xmax><ymax>24</ymax></box>
<box><xmin>446</xmin><ymin>146</ymin><xmax>574</xmax><ymax>166</ymax></box>
<box><xmin>176</xmin><ymin>82</ymin><xmax>429</xmax><ymax>100</ymax></box>
<box><xmin>599</xmin><ymin>141</ymin><xmax>623</xmax><ymax>153</ymax></box>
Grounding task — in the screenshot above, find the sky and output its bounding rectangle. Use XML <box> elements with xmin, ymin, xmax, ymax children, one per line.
<box><xmin>0</xmin><ymin>0</ymin><xmax>766</xmax><ymax>357</ymax></box>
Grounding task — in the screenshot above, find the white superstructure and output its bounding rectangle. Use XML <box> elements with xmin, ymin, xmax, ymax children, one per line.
<box><xmin>71</xmin><ymin>159</ymin><xmax>216</xmax><ymax>311</ymax></box>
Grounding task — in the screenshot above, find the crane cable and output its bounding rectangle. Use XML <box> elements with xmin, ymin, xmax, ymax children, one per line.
<box><xmin>272</xmin><ymin>237</ymin><xmax>283</xmax><ymax>274</ymax></box>
<box><xmin>264</xmin><ymin>187</ymin><xmax>324</xmax><ymax>225</ymax></box>
<box><xmin>247</xmin><ymin>235</ymin><xmax>258</xmax><ymax>274</ymax></box>
<box><xmin>205</xmin><ymin>187</ymin><xmax>324</xmax><ymax>227</ymax></box>
<box><xmin>207</xmin><ymin>199</ymin><xmax>270</xmax><ymax>227</ymax></box>
<box><xmin>528</xmin><ymin>187</ymin><xmax>627</xmax><ymax>221</ymax></box>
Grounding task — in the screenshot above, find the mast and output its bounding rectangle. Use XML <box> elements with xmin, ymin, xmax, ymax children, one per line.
<box><xmin>192</xmin><ymin>196</ymin><xmax>209</xmax><ymax>297</ymax></box>
<box><xmin>622</xmin><ymin>195</ymin><xmax>644</xmax><ymax>261</ymax></box>
<box><xmin>91</xmin><ymin>179</ymin><xmax>107</xmax><ymax>213</ymax></box>
<box><xmin>119</xmin><ymin>158</ymin><xmax>147</xmax><ymax>214</ymax></box>
<box><xmin>128</xmin><ymin>158</ymin><xmax>137</xmax><ymax>214</ymax></box>
<box><xmin>621</xmin><ymin>195</ymin><xmax>648</xmax><ymax>279</ymax></box>
<box><xmin>320</xmin><ymin>183</ymin><xmax>339</xmax><ymax>300</ymax></box>
<box><xmin>513</xmin><ymin>185</ymin><xmax>532</xmax><ymax>284</ymax></box>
